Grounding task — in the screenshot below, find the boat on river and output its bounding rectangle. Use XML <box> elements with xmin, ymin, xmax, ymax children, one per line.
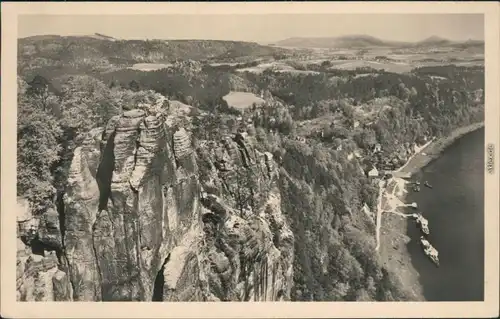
<box><xmin>415</xmin><ymin>213</ymin><xmax>430</xmax><ymax>235</ymax></box>
<box><xmin>413</xmin><ymin>185</ymin><xmax>421</xmax><ymax>192</ymax></box>
<box><xmin>420</xmin><ymin>236</ymin><xmax>439</xmax><ymax>267</ymax></box>
<box><xmin>424</xmin><ymin>181</ymin><xmax>433</xmax><ymax>189</ymax></box>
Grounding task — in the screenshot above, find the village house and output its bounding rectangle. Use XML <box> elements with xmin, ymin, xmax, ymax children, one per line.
<box><xmin>367</xmin><ymin>166</ymin><xmax>379</xmax><ymax>178</ymax></box>
<box><xmin>294</xmin><ymin>136</ymin><xmax>306</xmax><ymax>143</ymax></box>
<box><xmin>373</xmin><ymin>143</ymin><xmax>382</xmax><ymax>153</ymax></box>
<box><xmin>391</xmin><ymin>171</ymin><xmax>412</xmax><ymax>180</ymax></box>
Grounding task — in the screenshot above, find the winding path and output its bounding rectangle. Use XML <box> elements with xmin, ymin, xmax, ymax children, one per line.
<box><xmin>374</xmin><ymin>184</ymin><xmax>384</xmax><ymax>251</ymax></box>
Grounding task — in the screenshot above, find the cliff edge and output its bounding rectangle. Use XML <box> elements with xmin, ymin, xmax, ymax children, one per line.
<box><xmin>16</xmin><ymin>102</ymin><xmax>294</xmax><ymax>302</ymax></box>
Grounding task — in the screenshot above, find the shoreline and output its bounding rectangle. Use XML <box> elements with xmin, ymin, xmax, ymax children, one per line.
<box><xmin>398</xmin><ymin>122</ymin><xmax>485</xmax><ymax>175</ymax></box>
<box><xmin>376</xmin><ymin>121</ymin><xmax>484</xmax><ymax>300</ymax></box>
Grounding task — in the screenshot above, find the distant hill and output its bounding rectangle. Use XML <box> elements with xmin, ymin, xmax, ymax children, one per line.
<box><xmin>88</xmin><ymin>33</ymin><xmax>118</xmax><ymax>41</ymax></box>
<box><xmin>273</xmin><ymin>35</ymin><xmax>401</xmax><ymax>49</ymax></box>
<box><xmin>21</xmin><ymin>34</ymin><xmax>63</xmax><ymax>41</ymax></box>
<box><xmin>17</xmin><ymin>35</ymin><xmax>289</xmax><ymax>76</ymax></box>
<box><xmin>417</xmin><ymin>35</ymin><xmax>453</xmax><ymax>46</ymax></box>
<box><xmin>416</xmin><ymin>36</ymin><xmax>485</xmax><ymax>49</ymax></box>
<box><xmin>274</xmin><ymin>34</ymin><xmax>484</xmax><ymax>49</ymax></box>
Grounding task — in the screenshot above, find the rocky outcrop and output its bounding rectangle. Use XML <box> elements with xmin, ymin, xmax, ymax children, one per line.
<box><xmin>16</xmin><ymin>197</ymin><xmax>70</xmax><ymax>302</ymax></box>
<box><xmin>16</xmin><ymin>103</ymin><xmax>293</xmax><ymax>302</ymax></box>
<box><xmin>173</xmin><ymin>127</ymin><xmax>193</xmax><ymax>160</ymax></box>
<box><xmin>37</xmin><ymin>207</ymin><xmax>63</xmax><ymax>250</ymax></box>
<box><xmin>63</xmin><ymin>127</ymin><xmax>104</xmax><ymax>301</ymax></box>
<box><xmin>195</xmin><ymin>131</ymin><xmax>294</xmax><ymax>301</ymax></box>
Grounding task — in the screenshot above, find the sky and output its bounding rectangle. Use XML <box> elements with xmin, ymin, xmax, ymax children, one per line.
<box><xmin>18</xmin><ymin>14</ymin><xmax>484</xmax><ymax>43</ymax></box>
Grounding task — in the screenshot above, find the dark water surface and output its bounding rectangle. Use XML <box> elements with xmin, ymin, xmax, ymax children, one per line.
<box><xmin>406</xmin><ymin>128</ymin><xmax>485</xmax><ymax>301</ymax></box>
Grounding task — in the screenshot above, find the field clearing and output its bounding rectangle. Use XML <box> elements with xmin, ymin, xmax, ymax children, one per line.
<box><xmin>412</xmin><ymin>60</ymin><xmax>484</xmax><ymax>68</ymax></box>
<box><xmin>294</xmin><ymin>58</ymin><xmax>329</xmax><ymax>65</ymax></box>
<box><xmin>296</xmin><ymin>114</ymin><xmax>345</xmax><ymax>136</ymax></box>
<box><xmin>222</xmin><ymin>91</ymin><xmax>265</xmax><ymax>111</ymax></box>
<box><xmin>386</xmin><ymin>50</ymin><xmax>484</xmax><ymax>63</ymax></box>
<box><xmin>452</xmin><ymin>60</ymin><xmax>484</xmax><ymax>66</ymax></box>
<box><xmin>237</xmin><ymin>61</ymin><xmax>294</xmax><ymax>72</ymax></box>
<box><xmin>329</xmin><ymin>59</ymin><xmax>358</xmax><ymax>66</ymax></box>
<box><xmin>354</xmin><ymin>73</ymin><xmax>378</xmax><ymax>78</ymax></box>
<box><xmin>361</xmin><ymin>48</ymin><xmax>393</xmax><ymax>57</ymax></box>
<box><xmin>236</xmin><ymin>61</ymin><xmax>320</xmax><ymax>75</ymax></box>
<box><xmin>429</xmin><ymin>75</ymin><xmax>448</xmax><ymax>81</ymax></box>
<box><xmin>329</xmin><ymin>49</ymin><xmax>360</xmax><ymax>55</ymax></box>
<box><xmin>328</xmin><ymin>60</ymin><xmax>413</xmax><ymax>73</ymax></box>
<box><xmin>385</xmin><ymin>54</ymin><xmax>432</xmax><ymax>62</ymax></box>
<box><xmin>323</xmin><ymin>56</ymin><xmax>483</xmax><ymax>73</ymax></box>
<box><xmin>128</xmin><ymin>63</ymin><xmax>172</xmax><ymax>71</ymax></box>
<box><xmin>275</xmin><ymin>69</ymin><xmax>320</xmax><ymax>75</ymax></box>
<box><xmin>354</xmin><ymin>99</ymin><xmax>394</xmax><ymax>119</ymax></box>
<box><xmin>209</xmin><ymin>62</ymin><xmax>242</xmax><ymax>67</ymax></box>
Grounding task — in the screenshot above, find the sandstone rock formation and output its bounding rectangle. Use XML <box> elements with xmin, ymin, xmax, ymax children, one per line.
<box><xmin>16</xmin><ymin>103</ymin><xmax>294</xmax><ymax>302</ymax></box>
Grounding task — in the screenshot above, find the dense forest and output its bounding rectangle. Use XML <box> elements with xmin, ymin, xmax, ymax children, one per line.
<box><xmin>17</xmin><ymin>40</ymin><xmax>484</xmax><ymax>302</ymax></box>
<box><xmin>18</xmin><ymin>35</ymin><xmax>289</xmax><ymax>77</ymax></box>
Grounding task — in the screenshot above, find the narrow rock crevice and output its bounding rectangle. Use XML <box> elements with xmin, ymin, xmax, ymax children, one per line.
<box><xmin>237</xmin><ymin>148</ymin><xmax>249</xmax><ymax>168</ymax></box>
<box><xmin>123</xmin><ymin>210</ymin><xmax>135</xmax><ymax>301</ymax></box>
<box><xmin>91</xmin><ymin>216</ymin><xmax>104</xmax><ymax>300</ymax></box>
<box><xmin>53</xmin><ymin>191</ymin><xmax>70</xmax><ymax>269</ymax></box>
<box><xmin>129</xmin><ymin>126</ymin><xmax>143</xmax><ymax>193</ymax></box>
<box><xmin>171</xmin><ymin>133</ymin><xmax>181</xmax><ymax>169</ymax></box>
<box><xmin>29</xmin><ymin>238</ymin><xmax>49</xmax><ymax>256</ymax></box>
<box><xmin>55</xmin><ymin>192</ymin><xmax>66</xmax><ymax>247</ymax></box>
<box><xmin>152</xmin><ymin>254</ymin><xmax>170</xmax><ymax>301</ymax></box>
<box><xmin>96</xmin><ymin>130</ymin><xmax>116</xmax><ymax>211</ymax></box>
<box><xmin>233</xmin><ymin>136</ymin><xmax>252</xmax><ymax>166</ymax></box>
<box><xmin>276</xmin><ymin>289</ymin><xmax>284</xmax><ymax>300</ymax></box>
<box><xmin>53</xmin><ymin>191</ymin><xmax>75</xmax><ymax>300</ymax></box>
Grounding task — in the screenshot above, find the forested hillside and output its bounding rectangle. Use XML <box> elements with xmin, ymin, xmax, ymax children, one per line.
<box><xmin>18</xmin><ymin>35</ymin><xmax>289</xmax><ymax>77</ymax></box>
<box><xmin>16</xmin><ymin>36</ymin><xmax>484</xmax><ymax>301</ymax></box>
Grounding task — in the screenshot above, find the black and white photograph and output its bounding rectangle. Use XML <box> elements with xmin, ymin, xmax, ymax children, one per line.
<box><xmin>1</xmin><ymin>2</ymin><xmax>499</xmax><ymax>318</ymax></box>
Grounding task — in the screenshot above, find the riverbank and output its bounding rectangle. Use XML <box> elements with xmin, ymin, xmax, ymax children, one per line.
<box><xmin>376</xmin><ymin>121</ymin><xmax>484</xmax><ymax>301</ymax></box>
<box><xmin>398</xmin><ymin>122</ymin><xmax>485</xmax><ymax>175</ymax></box>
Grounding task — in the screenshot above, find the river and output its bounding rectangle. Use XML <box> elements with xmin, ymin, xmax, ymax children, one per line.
<box><xmin>405</xmin><ymin>127</ymin><xmax>485</xmax><ymax>301</ymax></box>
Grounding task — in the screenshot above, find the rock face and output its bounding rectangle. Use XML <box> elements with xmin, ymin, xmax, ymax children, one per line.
<box><xmin>16</xmin><ymin>198</ymin><xmax>70</xmax><ymax>301</ymax></box>
<box><xmin>16</xmin><ymin>104</ymin><xmax>294</xmax><ymax>302</ymax></box>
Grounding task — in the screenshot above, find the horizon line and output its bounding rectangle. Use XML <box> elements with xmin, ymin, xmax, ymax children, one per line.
<box><xmin>18</xmin><ymin>32</ymin><xmax>485</xmax><ymax>44</ymax></box>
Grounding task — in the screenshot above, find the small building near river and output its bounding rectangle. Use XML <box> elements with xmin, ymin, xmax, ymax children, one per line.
<box><xmin>367</xmin><ymin>167</ymin><xmax>379</xmax><ymax>178</ymax></box>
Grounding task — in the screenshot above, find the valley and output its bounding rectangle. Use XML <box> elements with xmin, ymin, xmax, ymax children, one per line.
<box><xmin>16</xmin><ymin>33</ymin><xmax>484</xmax><ymax>302</ymax></box>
